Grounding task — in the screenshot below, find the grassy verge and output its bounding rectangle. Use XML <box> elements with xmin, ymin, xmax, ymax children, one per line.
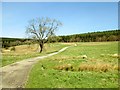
<box><xmin>2</xmin><ymin>43</ymin><xmax>69</xmax><ymax>67</ymax></box>
<box><xmin>25</xmin><ymin>41</ymin><xmax>118</xmax><ymax>88</ymax></box>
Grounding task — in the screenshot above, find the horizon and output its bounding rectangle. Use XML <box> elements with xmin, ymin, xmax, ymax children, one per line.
<box><xmin>1</xmin><ymin>29</ymin><xmax>118</xmax><ymax>39</ymax></box>
<box><xmin>2</xmin><ymin>2</ymin><xmax>118</xmax><ymax>38</ymax></box>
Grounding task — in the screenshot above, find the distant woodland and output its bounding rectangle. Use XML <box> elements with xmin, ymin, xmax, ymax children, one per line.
<box><xmin>58</xmin><ymin>30</ymin><xmax>119</xmax><ymax>42</ymax></box>
<box><xmin>1</xmin><ymin>30</ymin><xmax>119</xmax><ymax>48</ymax></box>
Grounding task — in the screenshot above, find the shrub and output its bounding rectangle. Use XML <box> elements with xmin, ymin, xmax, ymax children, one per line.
<box><xmin>11</xmin><ymin>46</ymin><xmax>15</xmax><ymax>51</ymax></box>
<box><xmin>5</xmin><ymin>47</ymin><xmax>9</xmax><ymax>49</ymax></box>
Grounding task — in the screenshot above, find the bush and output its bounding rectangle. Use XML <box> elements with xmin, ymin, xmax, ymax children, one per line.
<box><xmin>5</xmin><ymin>47</ymin><xmax>9</xmax><ymax>49</ymax></box>
<box><xmin>11</xmin><ymin>46</ymin><xmax>15</xmax><ymax>51</ymax></box>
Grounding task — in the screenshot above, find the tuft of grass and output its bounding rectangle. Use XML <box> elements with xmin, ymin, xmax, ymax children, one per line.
<box><xmin>111</xmin><ymin>54</ymin><xmax>119</xmax><ymax>58</ymax></box>
<box><xmin>54</xmin><ymin>63</ymin><xmax>118</xmax><ymax>72</ymax></box>
<box><xmin>78</xmin><ymin>63</ymin><xmax>114</xmax><ymax>72</ymax></box>
<box><xmin>54</xmin><ymin>64</ymin><xmax>74</xmax><ymax>71</ymax></box>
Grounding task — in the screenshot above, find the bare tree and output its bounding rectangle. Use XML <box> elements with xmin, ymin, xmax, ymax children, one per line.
<box><xmin>26</xmin><ymin>17</ymin><xmax>62</xmax><ymax>53</ymax></box>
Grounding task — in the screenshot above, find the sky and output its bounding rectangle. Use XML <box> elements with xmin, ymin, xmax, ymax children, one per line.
<box><xmin>2</xmin><ymin>2</ymin><xmax>118</xmax><ymax>38</ymax></box>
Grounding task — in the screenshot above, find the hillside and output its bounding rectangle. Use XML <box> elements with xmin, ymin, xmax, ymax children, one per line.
<box><xmin>58</xmin><ymin>30</ymin><xmax>119</xmax><ymax>42</ymax></box>
<box><xmin>1</xmin><ymin>30</ymin><xmax>119</xmax><ymax>48</ymax></box>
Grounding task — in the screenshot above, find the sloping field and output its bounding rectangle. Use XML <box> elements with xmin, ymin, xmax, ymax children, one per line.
<box><xmin>2</xmin><ymin>43</ymin><xmax>69</xmax><ymax>67</ymax></box>
<box><xmin>25</xmin><ymin>42</ymin><xmax>118</xmax><ymax>88</ymax></box>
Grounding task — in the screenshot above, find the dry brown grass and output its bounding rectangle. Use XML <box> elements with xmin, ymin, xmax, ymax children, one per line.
<box><xmin>60</xmin><ymin>42</ymin><xmax>76</xmax><ymax>46</ymax></box>
<box><xmin>54</xmin><ymin>63</ymin><xmax>118</xmax><ymax>72</ymax></box>
<box><xmin>78</xmin><ymin>63</ymin><xmax>117</xmax><ymax>72</ymax></box>
<box><xmin>53</xmin><ymin>56</ymin><xmax>88</xmax><ymax>61</ymax></box>
<box><xmin>54</xmin><ymin>64</ymin><xmax>74</xmax><ymax>71</ymax></box>
<box><xmin>2</xmin><ymin>44</ymin><xmax>39</xmax><ymax>54</ymax></box>
<box><xmin>113</xmin><ymin>65</ymin><xmax>119</xmax><ymax>70</ymax></box>
<box><xmin>79</xmin><ymin>42</ymin><xmax>110</xmax><ymax>46</ymax></box>
<box><xmin>14</xmin><ymin>44</ymin><xmax>39</xmax><ymax>53</ymax></box>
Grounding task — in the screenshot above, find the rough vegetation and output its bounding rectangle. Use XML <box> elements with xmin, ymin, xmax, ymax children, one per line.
<box><xmin>25</xmin><ymin>42</ymin><xmax>118</xmax><ymax>88</ymax></box>
<box><xmin>2</xmin><ymin>43</ymin><xmax>68</xmax><ymax>67</ymax></box>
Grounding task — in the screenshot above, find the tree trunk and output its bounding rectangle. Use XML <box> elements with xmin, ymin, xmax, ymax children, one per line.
<box><xmin>39</xmin><ymin>43</ymin><xmax>43</xmax><ymax>53</ymax></box>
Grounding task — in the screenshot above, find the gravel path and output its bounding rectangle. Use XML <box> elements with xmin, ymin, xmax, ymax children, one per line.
<box><xmin>0</xmin><ymin>47</ymin><xmax>69</xmax><ymax>89</ymax></box>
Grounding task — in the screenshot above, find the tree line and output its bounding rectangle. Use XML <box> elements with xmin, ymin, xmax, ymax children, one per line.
<box><xmin>1</xmin><ymin>38</ymin><xmax>33</xmax><ymax>48</ymax></box>
<box><xmin>1</xmin><ymin>30</ymin><xmax>119</xmax><ymax>48</ymax></box>
<box><xmin>51</xmin><ymin>30</ymin><xmax>119</xmax><ymax>42</ymax></box>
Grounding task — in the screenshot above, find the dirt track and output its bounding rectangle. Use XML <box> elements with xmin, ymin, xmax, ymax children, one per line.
<box><xmin>0</xmin><ymin>47</ymin><xmax>69</xmax><ymax>89</ymax></box>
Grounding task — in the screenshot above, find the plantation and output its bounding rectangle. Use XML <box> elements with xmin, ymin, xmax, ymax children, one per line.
<box><xmin>25</xmin><ymin>41</ymin><xmax>118</xmax><ymax>88</ymax></box>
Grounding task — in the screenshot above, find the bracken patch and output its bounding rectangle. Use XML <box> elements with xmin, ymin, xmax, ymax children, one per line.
<box><xmin>54</xmin><ymin>64</ymin><xmax>74</xmax><ymax>71</ymax></box>
<box><xmin>54</xmin><ymin>63</ymin><xmax>118</xmax><ymax>72</ymax></box>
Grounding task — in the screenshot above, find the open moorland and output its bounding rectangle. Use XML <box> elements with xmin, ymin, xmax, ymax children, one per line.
<box><xmin>1</xmin><ymin>43</ymin><xmax>69</xmax><ymax>67</ymax></box>
<box><xmin>24</xmin><ymin>41</ymin><xmax>119</xmax><ymax>88</ymax></box>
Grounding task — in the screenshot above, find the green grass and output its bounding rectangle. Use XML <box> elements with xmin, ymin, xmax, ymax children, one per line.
<box><xmin>2</xmin><ymin>43</ymin><xmax>69</xmax><ymax>67</ymax></box>
<box><xmin>25</xmin><ymin>41</ymin><xmax>118</xmax><ymax>88</ymax></box>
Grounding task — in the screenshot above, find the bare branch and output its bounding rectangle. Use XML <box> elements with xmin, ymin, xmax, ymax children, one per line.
<box><xmin>31</xmin><ymin>25</ymin><xmax>40</xmax><ymax>40</ymax></box>
<box><xmin>26</xmin><ymin>17</ymin><xmax>62</xmax><ymax>53</ymax></box>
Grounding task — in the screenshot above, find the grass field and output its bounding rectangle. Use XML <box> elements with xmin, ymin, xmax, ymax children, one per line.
<box><xmin>2</xmin><ymin>43</ymin><xmax>69</xmax><ymax>67</ymax></box>
<box><xmin>25</xmin><ymin>41</ymin><xmax>119</xmax><ymax>88</ymax></box>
